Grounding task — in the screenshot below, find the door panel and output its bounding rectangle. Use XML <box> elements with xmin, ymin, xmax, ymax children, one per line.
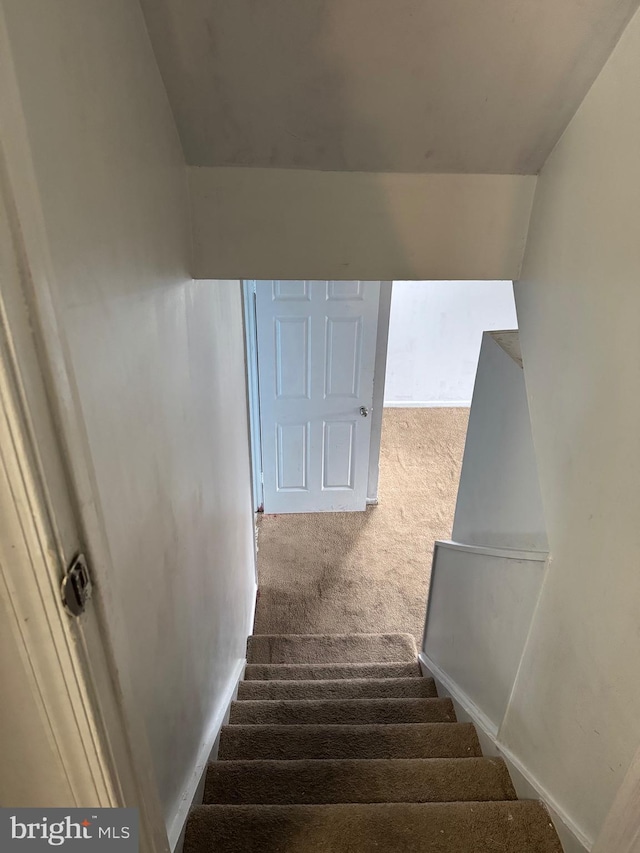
<box><xmin>323</xmin><ymin>420</ymin><xmax>356</xmax><ymax>489</ymax></box>
<box><xmin>256</xmin><ymin>280</ymin><xmax>380</xmax><ymax>513</ymax></box>
<box><xmin>276</xmin><ymin>422</ymin><xmax>309</xmax><ymax>491</ymax></box>
<box><xmin>325</xmin><ymin>317</ymin><xmax>362</xmax><ymax>397</ymax></box>
<box><xmin>275</xmin><ymin>317</ymin><xmax>310</xmax><ymax>398</ymax></box>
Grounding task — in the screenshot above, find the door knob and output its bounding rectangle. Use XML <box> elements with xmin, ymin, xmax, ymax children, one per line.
<box><xmin>359</xmin><ymin>406</ymin><xmax>369</xmax><ymax>417</ymax></box>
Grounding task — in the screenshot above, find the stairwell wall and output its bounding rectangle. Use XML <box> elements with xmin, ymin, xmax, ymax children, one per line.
<box><xmin>189</xmin><ymin>166</ymin><xmax>536</xmax><ymax>282</ymax></box>
<box><xmin>1</xmin><ymin>0</ymin><xmax>256</xmax><ymax>840</ymax></box>
<box><xmin>452</xmin><ymin>333</ymin><xmax>548</xmax><ymax>552</ymax></box>
<box><xmin>508</xmin><ymin>5</ymin><xmax>640</xmax><ymax>845</ymax></box>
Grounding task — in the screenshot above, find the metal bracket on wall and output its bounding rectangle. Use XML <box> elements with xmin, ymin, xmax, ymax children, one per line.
<box><xmin>61</xmin><ymin>553</ymin><xmax>92</xmax><ymax>616</ymax></box>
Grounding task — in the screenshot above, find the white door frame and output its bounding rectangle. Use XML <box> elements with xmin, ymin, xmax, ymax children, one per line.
<box><xmin>242</xmin><ymin>280</ymin><xmax>265</xmax><ymax>511</ymax></box>
<box><xmin>0</xmin><ymin>10</ymin><xmax>168</xmax><ymax>849</ymax></box>
<box><xmin>243</xmin><ymin>280</ymin><xmax>393</xmax><ymax>511</ymax></box>
<box><xmin>0</xmin><ymin>179</ymin><xmax>117</xmax><ymax>808</ymax></box>
<box><xmin>367</xmin><ymin>280</ymin><xmax>393</xmax><ymax>504</ymax></box>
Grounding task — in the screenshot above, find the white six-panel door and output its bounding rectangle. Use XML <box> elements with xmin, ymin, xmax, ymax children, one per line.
<box><xmin>256</xmin><ymin>281</ymin><xmax>381</xmax><ymax>513</ymax></box>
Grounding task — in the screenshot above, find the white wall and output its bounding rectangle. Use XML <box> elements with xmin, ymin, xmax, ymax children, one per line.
<box><xmin>423</xmin><ymin>331</ymin><xmax>548</xmax><ymax>793</ymax></box>
<box><xmin>189</xmin><ymin>167</ymin><xmax>537</xmax><ymax>282</ymax></box>
<box><xmin>452</xmin><ymin>333</ymin><xmax>548</xmax><ymax>551</ymax></box>
<box><xmin>2</xmin><ymin>0</ymin><xmax>256</xmax><ymax>837</ymax></box>
<box><xmin>384</xmin><ymin>282</ymin><xmax>518</xmax><ymax>406</ymax></box>
<box><xmin>506</xmin><ymin>5</ymin><xmax>640</xmax><ymax>846</ymax></box>
<box><xmin>424</xmin><ymin>543</ymin><xmax>546</xmax><ymax>733</ymax></box>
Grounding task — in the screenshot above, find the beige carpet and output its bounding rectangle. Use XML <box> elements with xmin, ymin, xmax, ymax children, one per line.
<box><xmin>185</xmin><ymin>631</ymin><xmax>563</xmax><ymax>853</ymax></box>
<box><xmin>254</xmin><ymin>408</ymin><xmax>469</xmax><ymax>642</ymax></box>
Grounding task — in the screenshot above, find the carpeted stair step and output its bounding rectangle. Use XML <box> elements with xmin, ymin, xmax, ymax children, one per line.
<box><xmin>244</xmin><ymin>661</ymin><xmax>422</xmax><ymax>680</ymax></box>
<box><xmin>204</xmin><ymin>757</ymin><xmax>517</xmax><ymax>805</ymax></box>
<box><xmin>247</xmin><ymin>633</ymin><xmax>417</xmax><ymax>664</ymax></box>
<box><xmin>237</xmin><ymin>676</ymin><xmax>437</xmax><ymax>701</ymax></box>
<box><xmin>185</xmin><ymin>801</ymin><xmax>563</xmax><ymax>853</ymax></box>
<box><xmin>229</xmin><ymin>697</ymin><xmax>455</xmax><ymax>725</ymax></box>
<box><xmin>218</xmin><ymin>723</ymin><xmax>481</xmax><ymax>761</ymax></box>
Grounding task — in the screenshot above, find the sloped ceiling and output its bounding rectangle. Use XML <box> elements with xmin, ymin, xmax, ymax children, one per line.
<box><xmin>141</xmin><ymin>0</ymin><xmax>639</xmax><ymax>174</ymax></box>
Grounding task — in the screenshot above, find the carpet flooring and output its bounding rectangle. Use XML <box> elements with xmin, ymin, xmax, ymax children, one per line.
<box><xmin>185</xmin><ymin>633</ymin><xmax>563</xmax><ymax>853</ymax></box>
<box><xmin>254</xmin><ymin>408</ymin><xmax>470</xmax><ymax>641</ymax></box>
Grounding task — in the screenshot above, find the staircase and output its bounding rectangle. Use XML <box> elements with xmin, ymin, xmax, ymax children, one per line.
<box><xmin>184</xmin><ymin>633</ymin><xmax>563</xmax><ymax>852</ymax></box>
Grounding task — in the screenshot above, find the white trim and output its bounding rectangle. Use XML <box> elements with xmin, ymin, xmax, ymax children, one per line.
<box><xmin>367</xmin><ymin>281</ymin><xmax>392</xmax><ymax>503</ymax></box>
<box><xmin>383</xmin><ymin>400</ymin><xmax>472</xmax><ymax>408</ymax></box>
<box><xmin>419</xmin><ymin>653</ymin><xmax>499</xmax><ymax>738</ymax></box>
<box><xmin>435</xmin><ymin>539</ymin><xmax>549</xmax><ymax>563</ymax></box>
<box><xmin>0</xmin><ymin>307</ymin><xmax>117</xmax><ymax>807</ymax></box>
<box><xmin>242</xmin><ymin>281</ymin><xmax>263</xmax><ymax>512</ymax></box>
<box><xmin>419</xmin><ymin>651</ymin><xmax>591</xmax><ymax>853</ymax></box>
<box><xmin>168</xmin><ymin>657</ymin><xmax>246</xmax><ymax>853</ymax></box>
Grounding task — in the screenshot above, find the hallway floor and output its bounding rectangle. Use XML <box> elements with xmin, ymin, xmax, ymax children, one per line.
<box><xmin>254</xmin><ymin>408</ymin><xmax>469</xmax><ymax>643</ymax></box>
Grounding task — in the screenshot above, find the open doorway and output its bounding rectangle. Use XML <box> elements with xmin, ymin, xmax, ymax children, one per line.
<box><xmin>249</xmin><ymin>279</ymin><xmax>518</xmax><ymax>643</ymax></box>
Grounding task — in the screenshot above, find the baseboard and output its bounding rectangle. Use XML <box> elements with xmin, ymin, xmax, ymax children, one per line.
<box><xmin>383</xmin><ymin>401</ymin><xmax>472</xmax><ymax>408</ymax></box>
<box><xmin>418</xmin><ymin>652</ymin><xmax>591</xmax><ymax>853</ymax></box>
<box><xmin>169</xmin><ymin>584</ymin><xmax>258</xmax><ymax>852</ymax></box>
<box><xmin>168</xmin><ymin>657</ymin><xmax>246</xmax><ymax>853</ymax></box>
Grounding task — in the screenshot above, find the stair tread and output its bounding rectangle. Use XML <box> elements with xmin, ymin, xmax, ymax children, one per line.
<box><xmin>247</xmin><ymin>633</ymin><xmax>417</xmax><ymax>664</ymax></box>
<box><xmin>244</xmin><ymin>662</ymin><xmax>422</xmax><ymax>680</ymax></box>
<box><xmin>229</xmin><ymin>697</ymin><xmax>455</xmax><ymax>725</ymax></box>
<box><xmin>192</xmin><ymin>634</ymin><xmax>559</xmax><ymax>851</ymax></box>
<box><xmin>185</xmin><ymin>801</ymin><xmax>563</xmax><ymax>853</ymax></box>
<box><xmin>238</xmin><ymin>676</ymin><xmax>437</xmax><ymax>700</ymax></box>
<box><xmin>219</xmin><ymin>723</ymin><xmax>481</xmax><ymax>760</ymax></box>
<box><xmin>204</xmin><ymin>757</ymin><xmax>517</xmax><ymax>804</ymax></box>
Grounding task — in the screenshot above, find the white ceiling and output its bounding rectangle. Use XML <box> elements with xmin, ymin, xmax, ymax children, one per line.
<box><xmin>141</xmin><ymin>0</ymin><xmax>639</xmax><ymax>174</ymax></box>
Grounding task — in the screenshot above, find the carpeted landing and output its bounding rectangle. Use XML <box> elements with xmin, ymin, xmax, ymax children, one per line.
<box><xmin>184</xmin><ymin>633</ymin><xmax>563</xmax><ymax>852</ymax></box>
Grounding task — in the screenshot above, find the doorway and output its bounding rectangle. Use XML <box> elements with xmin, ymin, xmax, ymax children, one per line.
<box><xmin>249</xmin><ymin>278</ymin><xmax>518</xmax><ymax>642</ymax></box>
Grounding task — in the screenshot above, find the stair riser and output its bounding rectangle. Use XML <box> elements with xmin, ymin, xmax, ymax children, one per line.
<box><xmin>247</xmin><ymin>633</ymin><xmax>417</xmax><ymax>665</ymax></box>
<box><xmin>185</xmin><ymin>802</ymin><xmax>564</xmax><ymax>853</ymax></box>
<box><xmin>229</xmin><ymin>697</ymin><xmax>455</xmax><ymax>725</ymax></box>
<box><xmin>237</xmin><ymin>677</ymin><xmax>437</xmax><ymax>701</ymax></box>
<box><xmin>244</xmin><ymin>663</ymin><xmax>422</xmax><ymax>681</ymax></box>
<box><xmin>218</xmin><ymin>723</ymin><xmax>482</xmax><ymax>761</ymax></box>
<box><xmin>204</xmin><ymin>758</ymin><xmax>517</xmax><ymax>805</ymax></box>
